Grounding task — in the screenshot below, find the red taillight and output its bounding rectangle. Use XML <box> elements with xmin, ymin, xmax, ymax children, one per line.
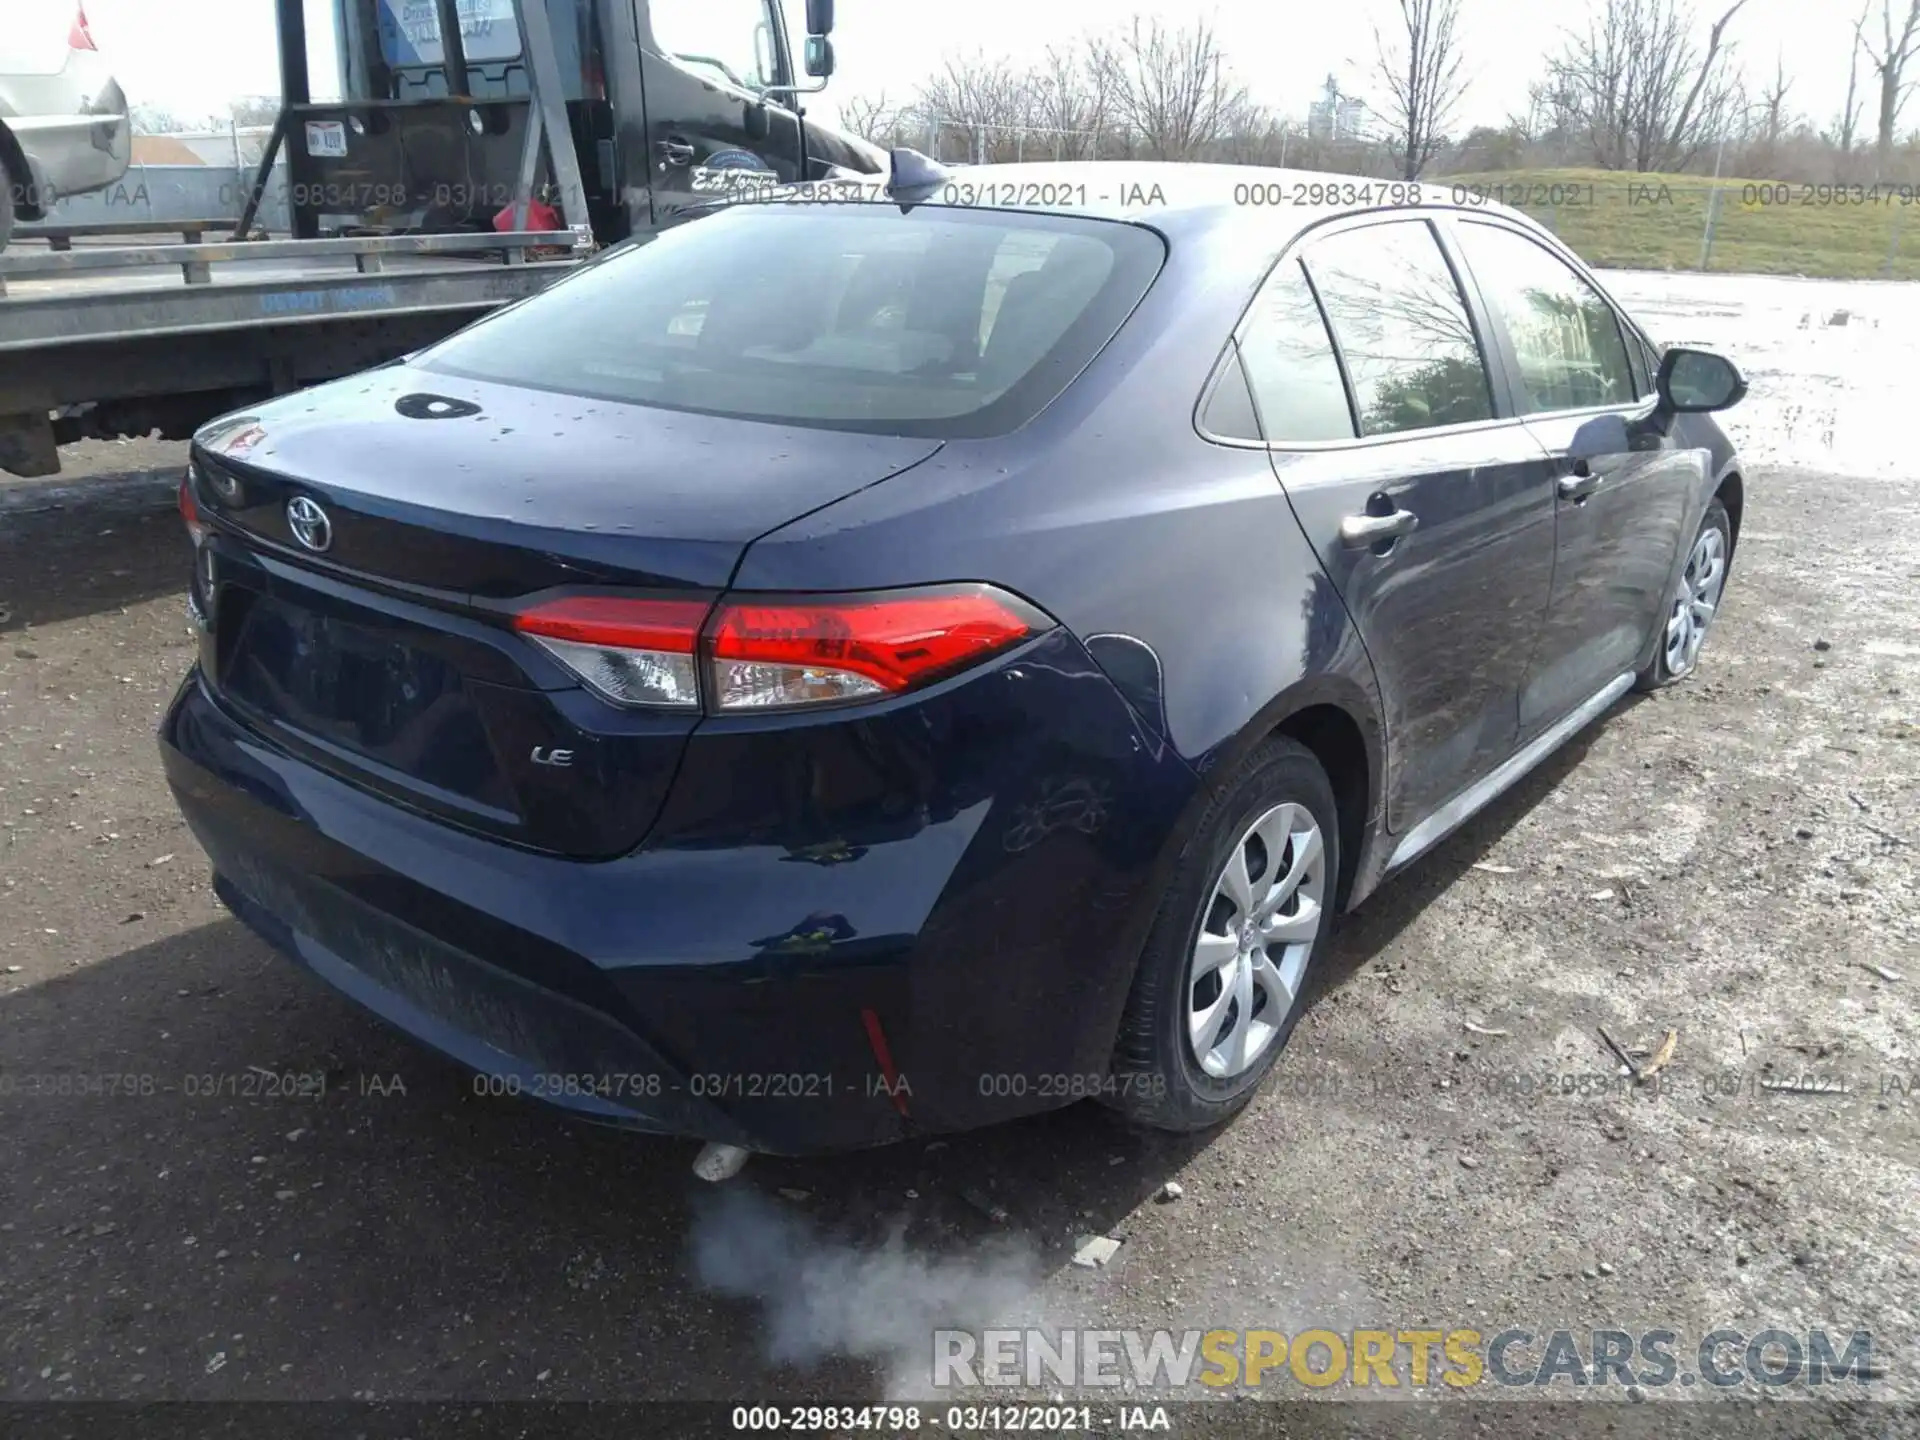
<box><xmin>178</xmin><ymin>472</ymin><xmax>206</xmax><ymax>544</ymax></box>
<box><xmin>510</xmin><ymin>585</ymin><xmax>1046</xmax><ymax>713</ymax></box>
<box><xmin>512</xmin><ymin>595</ymin><xmax>708</xmax><ymax>652</ymax></box>
<box><xmin>69</xmin><ymin>3</ymin><xmax>96</xmax><ymax>50</ymax></box>
<box><xmin>707</xmin><ymin>588</ymin><xmax>1041</xmax><ymax>709</ymax></box>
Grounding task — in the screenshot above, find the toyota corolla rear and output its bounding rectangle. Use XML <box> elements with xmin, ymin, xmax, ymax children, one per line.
<box><xmin>158</xmin><ymin>199</ymin><xmax>1188</xmax><ymax>1152</ymax></box>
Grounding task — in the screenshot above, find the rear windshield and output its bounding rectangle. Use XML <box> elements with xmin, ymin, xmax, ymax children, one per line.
<box><xmin>418</xmin><ymin>204</ymin><xmax>1166</xmax><ymax>438</ymax></box>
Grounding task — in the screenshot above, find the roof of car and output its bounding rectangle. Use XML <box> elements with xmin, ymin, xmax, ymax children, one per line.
<box><xmin>766</xmin><ymin>159</ymin><xmax>1522</xmax><ymax>231</ymax></box>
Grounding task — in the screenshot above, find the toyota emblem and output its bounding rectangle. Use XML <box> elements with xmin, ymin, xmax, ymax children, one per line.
<box><xmin>286</xmin><ymin>495</ymin><xmax>333</xmax><ymax>553</ymax></box>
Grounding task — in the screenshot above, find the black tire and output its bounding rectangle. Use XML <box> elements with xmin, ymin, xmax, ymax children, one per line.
<box><xmin>1636</xmin><ymin>497</ymin><xmax>1732</xmax><ymax>691</ymax></box>
<box><xmin>1104</xmin><ymin>737</ymin><xmax>1339</xmax><ymax>1132</ymax></box>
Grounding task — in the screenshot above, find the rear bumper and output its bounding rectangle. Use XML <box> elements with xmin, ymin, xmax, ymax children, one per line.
<box><xmin>160</xmin><ymin>632</ymin><xmax>1196</xmax><ymax>1152</ymax></box>
<box><xmin>13</xmin><ymin>54</ymin><xmax>129</xmax><ymax>203</ymax></box>
<box><xmin>12</xmin><ymin>116</ymin><xmax>128</xmax><ymax>203</ymax></box>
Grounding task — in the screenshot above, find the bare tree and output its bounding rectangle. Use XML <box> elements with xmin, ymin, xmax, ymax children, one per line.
<box><xmin>839</xmin><ymin>91</ymin><xmax>901</xmax><ymax>146</ymax></box>
<box><xmin>1757</xmin><ymin>57</ymin><xmax>1793</xmax><ymax>147</ymax></box>
<box><xmin>1546</xmin><ymin>0</ymin><xmax>1749</xmax><ymax>172</ymax></box>
<box><xmin>128</xmin><ymin>103</ymin><xmax>202</xmax><ymax>134</ymax></box>
<box><xmin>1022</xmin><ymin>45</ymin><xmax>1096</xmax><ymax>159</ymax></box>
<box><xmin>1216</xmin><ymin>99</ymin><xmax>1291</xmax><ymax>166</ymax></box>
<box><xmin>1835</xmin><ymin>6</ymin><xmax>1870</xmax><ymax>160</ymax></box>
<box><xmin>1373</xmin><ymin>0</ymin><xmax>1471</xmax><ymax>179</ymax></box>
<box><xmin>916</xmin><ymin>53</ymin><xmax>1034</xmax><ymax>162</ymax></box>
<box><xmin>227</xmin><ymin>97</ymin><xmax>282</xmax><ymax>128</ymax></box>
<box><xmin>1088</xmin><ymin>17</ymin><xmax>1249</xmax><ymax>161</ymax></box>
<box><xmin>1857</xmin><ymin>0</ymin><xmax>1920</xmax><ymax>171</ymax></box>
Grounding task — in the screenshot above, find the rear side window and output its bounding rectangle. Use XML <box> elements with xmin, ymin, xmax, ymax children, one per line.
<box><xmin>1303</xmin><ymin>221</ymin><xmax>1494</xmax><ymax>438</ymax></box>
<box><xmin>1199</xmin><ymin>346</ymin><xmax>1264</xmax><ymax>442</ymax></box>
<box><xmin>1455</xmin><ymin>222</ymin><xmax>1635</xmax><ymax>414</ymax></box>
<box><xmin>1235</xmin><ymin>260</ymin><xmax>1355</xmax><ymax>442</ymax></box>
<box><xmin>420</xmin><ymin>204</ymin><xmax>1165</xmax><ymax>439</ymax></box>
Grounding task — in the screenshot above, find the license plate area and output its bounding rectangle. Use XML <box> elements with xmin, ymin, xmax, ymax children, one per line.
<box><xmin>222</xmin><ymin>587</ymin><xmax>517</xmax><ymax>816</ymax></box>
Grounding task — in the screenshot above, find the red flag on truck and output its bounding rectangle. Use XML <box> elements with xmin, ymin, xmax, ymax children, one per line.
<box><xmin>493</xmin><ymin>199</ymin><xmax>561</xmax><ymax>234</ymax></box>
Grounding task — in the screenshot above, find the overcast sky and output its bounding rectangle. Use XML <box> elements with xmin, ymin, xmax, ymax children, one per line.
<box><xmin>82</xmin><ymin>0</ymin><xmax>1866</xmax><ymax>142</ymax></box>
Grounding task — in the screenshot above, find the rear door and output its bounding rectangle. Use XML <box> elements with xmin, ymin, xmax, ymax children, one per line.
<box><xmin>1448</xmin><ymin>218</ymin><xmax>1697</xmax><ymax>733</ymax></box>
<box><xmin>638</xmin><ymin>0</ymin><xmax>802</xmax><ymax>226</ymax></box>
<box><xmin>1242</xmin><ymin>217</ymin><xmax>1557</xmax><ymax>832</ymax></box>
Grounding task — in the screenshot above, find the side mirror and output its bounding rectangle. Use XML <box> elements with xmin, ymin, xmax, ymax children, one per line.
<box><xmin>805</xmin><ymin>0</ymin><xmax>835</xmax><ymax>34</ymax></box>
<box><xmin>1656</xmin><ymin>347</ymin><xmax>1746</xmax><ymax>414</ymax></box>
<box><xmin>1567</xmin><ymin>411</ymin><xmax>1633</xmax><ymax>461</ymax></box>
<box><xmin>803</xmin><ymin>35</ymin><xmax>834</xmax><ymax>78</ymax></box>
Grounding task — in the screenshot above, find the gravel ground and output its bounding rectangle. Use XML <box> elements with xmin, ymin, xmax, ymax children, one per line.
<box><xmin>1</xmin><ymin>426</ymin><xmax>1916</xmax><ymax>1425</ymax></box>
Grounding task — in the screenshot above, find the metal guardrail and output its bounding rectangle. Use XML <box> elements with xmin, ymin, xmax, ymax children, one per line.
<box><xmin>0</xmin><ymin>261</ymin><xmax>581</xmax><ymax>352</ymax></box>
<box><xmin>0</xmin><ymin>230</ymin><xmax>585</xmax><ymax>290</ymax></box>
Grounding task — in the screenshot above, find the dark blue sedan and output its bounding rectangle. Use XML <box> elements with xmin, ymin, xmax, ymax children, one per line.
<box><xmin>160</xmin><ymin>159</ymin><xmax>1747</xmax><ymax>1160</ymax></box>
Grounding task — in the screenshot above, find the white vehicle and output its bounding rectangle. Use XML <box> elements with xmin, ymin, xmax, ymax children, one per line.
<box><xmin>0</xmin><ymin>1</ymin><xmax>131</xmax><ymax>248</ymax></box>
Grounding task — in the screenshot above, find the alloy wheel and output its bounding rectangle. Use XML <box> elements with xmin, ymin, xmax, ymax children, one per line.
<box><xmin>1187</xmin><ymin>801</ymin><xmax>1326</xmax><ymax>1079</ymax></box>
<box><xmin>1665</xmin><ymin>524</ymin><xmax>1728</xmax><ymax>676</ymax></box>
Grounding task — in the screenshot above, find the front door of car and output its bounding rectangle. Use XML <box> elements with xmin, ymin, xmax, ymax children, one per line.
<box><xmin>638</xmin><ymin>0</ymin><xmax>803</xmax><ymax>228</ymax></box>
<box><xmin>1447</xmin><ymin>219</ymin><xmax>1700</xmax><ymax>734</ymax></box>
<box><xmin>1240</xmin><ymin>219</ymin><xmax>1557</xmax><ymax>833</ymax></box>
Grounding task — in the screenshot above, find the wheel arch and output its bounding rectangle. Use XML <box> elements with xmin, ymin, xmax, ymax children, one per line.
<box><xmin>1098</xmin><ymin>672</ymin><xmax>1384</xmax><ymax>1119</ymax></box>
<box><xmin>1272</xmin><ymin>702</ymin><xmax>1372</xmax><ymax>912</ymax></box>
<box><xmin>0</xmin><ymin>119</ymin><xmax>45</xmax><ymax>221</ymax></box>
<box><xmin>1714</xmin><ymin>468</ymin><xmax>1744</xmax><ymax>556</ymax></box>
<box><xmin>1175</xmin><ymin>673</ymin><xmax>1385</xmax><ymax>916</ymax></box>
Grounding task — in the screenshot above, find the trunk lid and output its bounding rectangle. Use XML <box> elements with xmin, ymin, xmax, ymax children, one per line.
<box><xmin>196</xmin><ymin>364</ymin><xmax>944</xmax><ymax>594</ymax></box>
<box><xmin>190</xmin><ymin>368</ymin><xmax>943</xmax><ymax>857</ymax></box>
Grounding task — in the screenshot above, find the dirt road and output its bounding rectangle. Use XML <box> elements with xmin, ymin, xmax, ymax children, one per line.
<box><xmin>1</xmin><ymin>436</ymin><xmax>1915</xmax><ymax>1427</ymax></box>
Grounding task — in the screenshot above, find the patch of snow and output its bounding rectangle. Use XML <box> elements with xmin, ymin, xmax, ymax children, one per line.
<box><xmin>1599</xmin><ymin>269</ymin><xmax>1920</xmax><ymax>483</ymax></box>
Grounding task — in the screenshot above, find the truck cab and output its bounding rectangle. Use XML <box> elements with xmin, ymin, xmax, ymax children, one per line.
<box><xmin>0</xmin><ymin>0</ymin><xmax>877</xmax><ymax>478</ymax></box>
<box><xmin>309</xmin><ymin>0</ymin><xmax>881</xmax><ymax>242</ymax></box>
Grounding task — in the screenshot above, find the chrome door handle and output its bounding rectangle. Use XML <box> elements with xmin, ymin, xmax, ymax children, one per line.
<box><xmin>1558</xmin><ymin>468</ymin><xmax>1603</xmax><ymax>500</ymax></box>
<box><xmin>657</xmin><ymin>138</ymin><xmax>696</xmax><ymax>166</ymax></box>
<box><xmin>1339</xmin><ymin>507</ymin><xmax>1420</xmax><ymax>548</ymax></box>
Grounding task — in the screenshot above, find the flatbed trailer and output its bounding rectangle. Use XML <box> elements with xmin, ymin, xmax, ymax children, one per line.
<box><xmin>0</xmin><ymin>0</ymin><xmax>859</xmax><ymax>477</ymax></box>
<box><xmin>13</xmin><ymin>218</ymin><xmax>258</xmax><ymax>249</ymax></box>
<box><xmin>0</xmin><ymin>230</ymin><xmax>583</xmax><ymax>476</ymax></box>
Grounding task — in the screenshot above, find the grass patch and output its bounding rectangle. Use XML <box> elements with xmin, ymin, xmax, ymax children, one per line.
<box><xmin>1437</xmin><ymin>167</ymin><xmax>1920</xmax><ymax>280</ymax></box>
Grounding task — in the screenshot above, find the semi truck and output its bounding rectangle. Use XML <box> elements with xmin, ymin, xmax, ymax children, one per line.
<box><xmin>0</xmin><ymin>0</ymin><xmax>879</xmax><ymax>476</ymax></box>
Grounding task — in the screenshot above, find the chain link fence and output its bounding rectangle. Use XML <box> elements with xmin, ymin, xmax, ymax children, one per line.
<box><xmin>890</xmin><ymin>112</ymin><xmax>1920</xmax><ymax>282</ymax></box>
<box><xmin>1461</xmin><ymin>178</ymin><xmax>1920</xmax><ymax>282</ymax></box>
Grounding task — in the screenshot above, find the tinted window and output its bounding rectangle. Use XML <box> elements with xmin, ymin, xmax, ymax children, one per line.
<box><xmin>420</xmin><ymin>204</ymin><xmax>1165</xmax><ymax>438</ymax></box>
<box><xmin>1236</xmin><ymin>260</ymin><xmax>1354</xmax><ymax>442</ymax></box>
<box><xmin>1457</xmin><ymin>223</ymin><xmax>1634</xmax><ymax>414</ymax></box>
<box><xmin>1303</xmin><ymin>222</ymin><xmax>1493</xmax><ymax>437</ymax></box>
